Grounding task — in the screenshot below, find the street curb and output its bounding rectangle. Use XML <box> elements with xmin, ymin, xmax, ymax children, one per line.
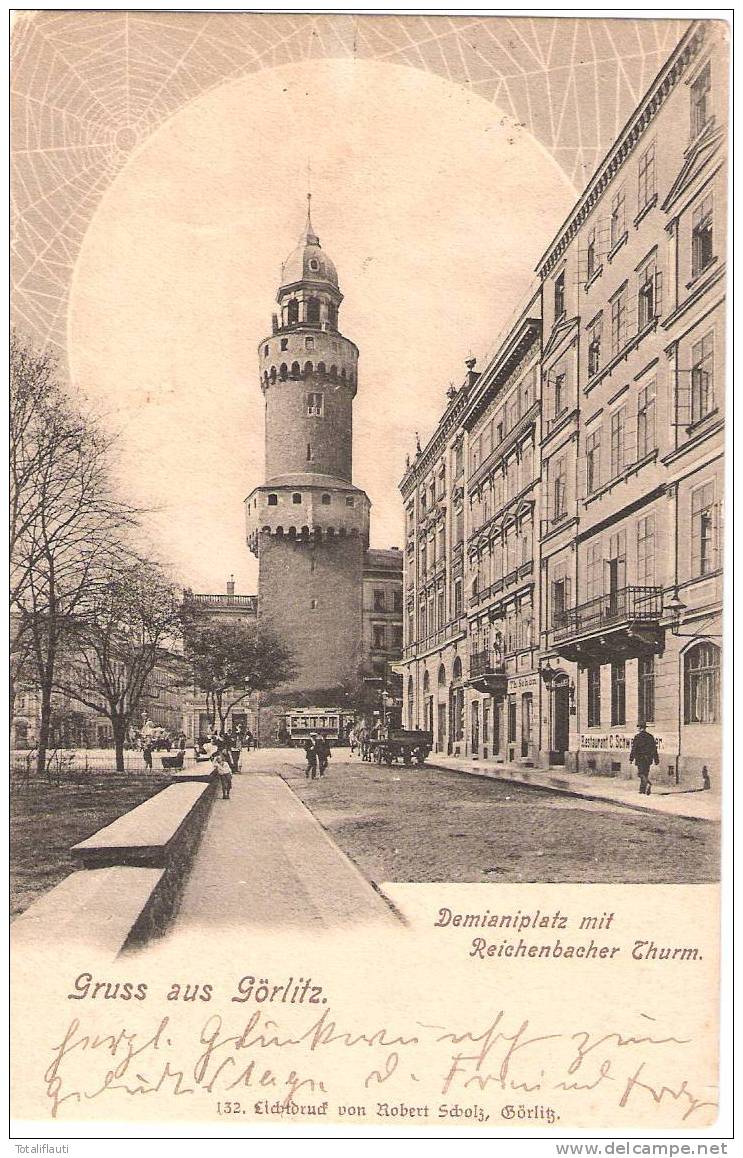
<box><xmin>425</xmin><ymin>760</ymin><xmax>718</xmax><ymax>823</ymax></box>
<box><xmin>274</xmin><ymin>766</ymin><xmax>405</xmax><ymax>925</ymax></box>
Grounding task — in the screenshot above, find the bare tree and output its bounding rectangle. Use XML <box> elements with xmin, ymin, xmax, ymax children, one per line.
<box><xmin>54</xmin><ymin>557</ymin><xmax>183</xmax><ymax>772</ymax></box>
<box><xmin>181</xmin><ymin>612</ymin><xmax>296</xmax><ymax>765</ymax></box>
<box><xmin>10</xmin><ymin>331</ymin><xmax>136</xmax><ymax>772</ymax></box>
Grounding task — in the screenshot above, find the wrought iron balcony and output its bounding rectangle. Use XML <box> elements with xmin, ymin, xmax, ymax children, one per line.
<box><xmin>553</xmin><ymin>585</ymin><xmax>664</xmax><ymax>662</ymax></box>
<box><xmin>467</xmin><ymin>650</ymin><xmax>508</xmax><ymax>697</ymax></box>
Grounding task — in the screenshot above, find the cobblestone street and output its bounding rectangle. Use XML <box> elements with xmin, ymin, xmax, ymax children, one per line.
<box><xmin>278</xmin><ymin>750</ymin><xmax>719</xmax><ymax>885</ymax></box>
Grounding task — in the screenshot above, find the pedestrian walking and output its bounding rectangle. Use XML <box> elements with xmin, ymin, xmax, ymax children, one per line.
<box><xmin>227</xmin><ymin>729</ymin><xmax>241</xmax><ymax>774</ymax></box>
<box><xmin>212</xmin><ymin>749</ymin><xmax>232</xmax><ymax>799</ymax></box>
<box><xmin>245</xmin><ymin>728</ymin><xmax>254</xmax><ymax>751</ymax></box>
<box><xmin>629</xmin><ymin>720</ymin><xmax>659</xmax><ymax>795</ymax></box>
<box><xmin>316</xmin><ymin>735</ymin><xmax>331</xmax><ymax>776</ymax></box>
<box><xmin>142</xmin><ymin>740</ymin><xmax>153</xmax><ymax>772</ymax></box>
<box><xmin>304</xmin><ymin>735</ymin><xmax>318</xmax><ymax>779</ymax></box>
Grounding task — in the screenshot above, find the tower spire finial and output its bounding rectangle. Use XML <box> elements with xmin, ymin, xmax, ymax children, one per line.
<box><xmin>305</xmin><ymin>158</ymin><xmax>319</xmax><ymax>244</ymax></box>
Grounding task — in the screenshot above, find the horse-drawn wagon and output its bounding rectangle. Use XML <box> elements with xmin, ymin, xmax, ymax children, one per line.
<box><xmin>368</xmin><ymin>728</ymin><xmax>433</xmax><ymax>766</ymax></box>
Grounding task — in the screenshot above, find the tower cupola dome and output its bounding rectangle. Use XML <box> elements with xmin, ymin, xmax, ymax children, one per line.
<box><xmin>278</xmin><ymin>195</ymin><xmax>339</xmax><ymax>296</ymax></box>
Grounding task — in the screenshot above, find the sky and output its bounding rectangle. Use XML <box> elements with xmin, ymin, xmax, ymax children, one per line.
<box><xmin>67</xmin><ymin>58</ymin><xmax>576</xmax><ymax>595</ymax></box>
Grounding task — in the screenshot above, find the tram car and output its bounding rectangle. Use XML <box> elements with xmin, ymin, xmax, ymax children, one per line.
<box><xmin>284</xmin><ymin>707</ymin><xmax>355</xmax><ymax>747</ymax></box>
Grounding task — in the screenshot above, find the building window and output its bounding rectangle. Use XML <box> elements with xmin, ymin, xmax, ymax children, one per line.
<box><xmin>587</xmin><ymin>666</ymin><xmax>601</xmax><ymax>727</ymax></box>
<box><xmin>455</xmin><ymin>506</ymin><xmax>464</xmax><ymax>544</ymax></box>
<box><xmin>553</xmin><ymin>372</ymin><xmax>566</xmax><ymax>419</ymax></box>
<box><xmin>310</xmin><ymin>598</ymin><xmax>318</xmax><ymax>610</ymax></box>
<box><xmin>292</xmin><ymin>492</ymin><xmax>302</xmax><ymax>504</ymax></box>
<box><xmin>306</xmin><ymin>392</ymin><xmax>324</xmax><ymax>416</ymax></box>
<box><xmin>637</xmin><ymin>381</ymin><xmax>656</xmax><ymax>459</ymax></box>
<box><xmin>586</xmin><ymin>227</ymin><xmax>597</xmax><ymax>280</ymax></box>
<box><xmin>638</xmin><ymin>142</ymin><xmax>656</xmax><ymax>210</ymax></box>
<box><xmin>551</xmin><ymin>575</ymin><xmax>568</xmax><ymax>627</ymax></box>
<box><xmin>610</xmin><ymin>187</ymin><xmax>626</xmax><ymax>249</ymax></box>
<box><xmin>327</xmin><ymin>302</ymin><xmax>338</xmax><ymax>328</ymax></box>
<box><xmin>588</xmin><ymin>318</ymin><xmax>602</xmax><ymax>378</ymax></box>
<box><xmin>552</xmin><ymin>456</ymin><xmax>567</xmax><ymax>520</ymax></box>
<box><xmin>345</xmin><ymin>496</ymin><xmax>355</xmax><ymax>507</ymax></box>
<box><xmin>610</xmin><ymin>661</ymin><xmax>626</xmax><ymax>726</ymax></box>
<box><xmin>691</xmin><ymin>331</ymin><xmax>715</xmax><ymax>424</ymax></box>
<box><xmin>691</xmin><ymin>482</ymin><xmax>719</xmax><ymax>577</ymax></box>
<box><xmin>437</xmin><ymin>585</ymin><xmax>445</xmax><ymax>628</ymax></box>
<box><xmin>586</xmin><ymin>541</ymin><xmax>602</xmax><ymax>600</ymax></box>
<box><xmin>306</xmin><ymin>298</ymin><xmax>320</xmax><ymax>324</ymax></box>
<box><xmin>684</xmin><ymin>641</ymin><xmax>720</xmax><ymax>724</ymax></box>
<box><xmin>638</xmin><ymin>656</ymin><xmax>655</xmax><ymax>724</ymax></box>
<box><xmin>610</xmin><ymin>287</ymin><xmax>628</xmax><ymax>354</ymax></box>
<box><xmin>267</xmin><ymin>493</ymin><xmax>278</xmax><ymax>506</ymax></box>
<box><xmin>690</xmin><ymin>61</ymin><xmax>711</xmax><ymax>139</ymax></box>
<box><xmin>453</xmin><ymin>578</ymin><xmax>463</xmax><ymax>617</ymax></box>
<box><xmin>638</xmin><ymin>256</ymin><xmax>661</xmax><ymax>328</ymax></box>
<box><xmin>586</xmin><ymin>428</ymin><xmax>601</xmax><ymax>495</ymax></box>
<box><xmin>305</xmin><ymin>337</ymin><xmax>315</xmax><ymax>350</ymax></box>
<box><xmin>554</xmin><ymin>269</ymin><xmax>566</xmax><ymax>319</ymax></box>
<box><xmin>610</xmin><ymin>406</ymin><xmax>626</xmax><ymax>479</ymax></box>
<box><xmin>454</xmin><ymin>442</ymin><xmax>464</xmax><ymax>477</ymax></box>
<box><xmin>636</xmin><ymin>514</ymin><xmax>656</xmax><ymax>587</ymax></box>
<box><xmin>691</xmin><ymin>194</ymin><xmax>714</xmax><ymax>279</ymax></box>
<box><xmin>393</xmin><ymin>589</ymin><xmax>402</xmax><ymax>613</ymax></box>
<box><xmin>373</xmin><ymin>589</ymin><xmax>386</xmax><ymax>612</ymax></box>
<box><xmin>263</xmin><ymin>344</ymin><xmax>269</xmax><ymax>357</ymax></box>
<box><xmin>372</xmin><ymin>625</ymin><xmax>385</xmax><ymax>650</ymax></box>
<box><xmin>321</xmin><ymin>493</ymin><xmax>331</xmax><ymax>505</ymax></box>
<box><xmin>280</xmin><ymin>337</ymin><xmax>289</xmax><ymax>351</ymax></box>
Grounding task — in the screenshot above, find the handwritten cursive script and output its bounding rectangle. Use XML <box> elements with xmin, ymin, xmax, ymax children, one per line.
<box><xmin>41</xmin><ymin>1006</ymin><xmax>716</xmax><ymax>1125</ymax></box>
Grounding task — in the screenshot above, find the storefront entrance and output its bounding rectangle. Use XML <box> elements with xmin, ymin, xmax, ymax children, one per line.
<box><xmin>551</xmin><ymin>674</ymin><xmax>570</xmax><ymax>763</ymax></box>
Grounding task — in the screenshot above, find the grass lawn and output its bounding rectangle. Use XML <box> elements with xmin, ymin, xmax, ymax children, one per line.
<box><xmin>10</xmin><ymin>772</ymin><xmax>169</xmax><ymax>917</ymax></box>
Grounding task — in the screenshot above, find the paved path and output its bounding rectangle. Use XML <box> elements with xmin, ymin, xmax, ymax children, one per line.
<box><xmin>172</xmin><ymin>756</ymin><xmax>399</xmax><ymax>932</ymax></box>
<box><xmin>427</xmin><ymin>755</ymin><xmax>720</xmax><ymax>822</ymax></box>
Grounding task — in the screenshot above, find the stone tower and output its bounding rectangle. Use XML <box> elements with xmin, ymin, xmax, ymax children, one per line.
<box><xmin>245</xmin><ymin>199</ymin><xmax>370</xmax><ymax>720</ymax></box>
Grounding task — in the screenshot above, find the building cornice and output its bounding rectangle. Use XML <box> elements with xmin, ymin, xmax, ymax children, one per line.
<box><xmin>399</xmin><ymin>385</ymin><xmax>471</xmax><ymax>497</ymax></box>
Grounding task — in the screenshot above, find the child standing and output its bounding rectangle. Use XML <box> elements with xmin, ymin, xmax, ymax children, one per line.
<box><xmin>212</xmin><ymin>749</ymin><xmax>232</xmax><ymax>800</ymax></box>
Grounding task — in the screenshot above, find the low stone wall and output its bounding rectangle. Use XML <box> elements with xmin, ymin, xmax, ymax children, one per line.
<box><xmin>12</xmin><ymin>779</ymin><xmax>217</xmax><ymax>957</ymax></box>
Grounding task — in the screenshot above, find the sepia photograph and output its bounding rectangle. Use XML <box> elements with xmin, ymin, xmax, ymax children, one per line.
<box><xmin>9</xmin><ymin>10</ymin><xmax>730</xmax><ymax>1140</ymax></box>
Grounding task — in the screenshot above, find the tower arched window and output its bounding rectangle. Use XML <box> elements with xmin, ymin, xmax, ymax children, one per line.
<box><xmin>317</xmin><ymin>361</ymin><xmax>326</xmax><ymax>376</ymax></box>
<box><xmin>292</xmin><ymin>493</ymin><xmax>302</xmax><ymax>504</ymax></box>
<box><xmin>423</xmin><ymin>670</ymin><xmax>430</xmax><ymax>693</ymax></box>
<box><xmin>438</xmin><ymin>663</ymin><xmax>446</xmax><ymax>686</ymax></box>
<box><xmin>453</xmin><ymin>656</ymin><xmax>463</xmax><ymax>681</ymax></box>
<box><xmin>307</xmin><ymin>298</ymin><xmax>320</xmax><ymax>325</ymax></box>
<box><xmin>321</xmin><ymin>493</ymin><xmax>331</xmax><ymax>505</ymax></box>
<box><xmin>291</xmin><ymin>361</ymin><xmax>300</xmax><ymax>377</ymax></box>
<box><xmin>684</xmin><ymin>642</ymin><xmax>720</xmax><ymax>723</ymax></box>
<box><xmin>329</xmin><ymin>364</ymin><xmax>338</xmax><ymax>381</ymax></box>
<box><xmin>287</xmin><ymin>299</ymin><xmax>299</xmax><ymax>325</ymax></box>
<box><xmin>267</xmin><ymin>494</ymin><xmax>278</xmax><ymax>506</ymax></box>
<box><xmin>327</xmin><ymin>301</ymin><xmax>338</xmax><ymax>328</ymax></box>
<box><xmin>304</xmin><ymin>361</ymin><xmax>313</xmax><ymax>376</ymax></box>
<box><xmin>279</xmin><ymin>363</ymin><xmax>288</xmax><ymax>380</ymax></box>
<box><xmin>270</xmin><ymin>366</ymin><xmax>277</xmax><ymax>382</ymax></box>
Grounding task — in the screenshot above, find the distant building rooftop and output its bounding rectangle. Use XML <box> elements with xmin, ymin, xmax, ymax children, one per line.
<box><xmin>364</xmin><ymin>548</ymin><xmax>403</xmax><ymax>574</ymax></box>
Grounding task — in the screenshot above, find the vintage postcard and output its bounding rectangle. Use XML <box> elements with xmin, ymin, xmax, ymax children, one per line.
<box><xmin>9</xmin><ymin>10</ymin><xmax>731</xmax><ymax>1145</ymax></box>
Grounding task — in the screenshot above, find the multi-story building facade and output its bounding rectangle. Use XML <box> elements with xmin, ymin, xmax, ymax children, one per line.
<box><xmin>464</xmin><ymin>296</ymin><xmax>542</xmax><ymax>764</ymax></box>
<box><xmin>539</xmin><ymin>19</ymin><xmax>726</xmax><ymax>783</ymax></box>
<box><xmin>399</xmin><ymin>20</ymin><xmax>726</xmax><ymax>788</ymax></box>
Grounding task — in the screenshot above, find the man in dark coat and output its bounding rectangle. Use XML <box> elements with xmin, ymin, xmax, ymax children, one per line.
<box><xmin>629</xmin><ymin>720</ymin><xmax>659</xmax><ymax>795</ymax></box>
<box><xmin>304</xmin><ymin>735</ymin><xmax>318</xmax><ymax>779</ymax></box>
<box><xmin>316</xmin><ymin>735</ymin><xmax>331</xmax><ymax>776</ymax></box>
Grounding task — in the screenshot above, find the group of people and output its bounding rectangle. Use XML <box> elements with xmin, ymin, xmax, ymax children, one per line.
<box><xmin>303</xmin><ymin>733</ymin><xmax>332</xmax><ymax>779</ymax></box>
